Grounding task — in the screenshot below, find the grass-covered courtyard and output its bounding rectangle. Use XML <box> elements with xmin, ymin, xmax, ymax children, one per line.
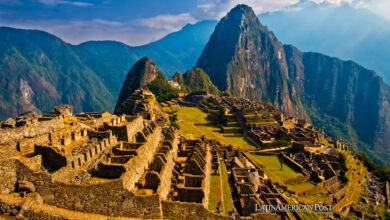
<box><xmin>246</xmin><ymin>153</ymin><xmax>316</xmax><ymax>194</ymax></box>
<box><xmin>247</xmin><ymin>153</ymin><xmax>303</xmax><ymax>182</ymax></box>
<box><xmin>177</xmin><ymin>107</ymin><xmax>256</xmax><ymax>150</ymax></box>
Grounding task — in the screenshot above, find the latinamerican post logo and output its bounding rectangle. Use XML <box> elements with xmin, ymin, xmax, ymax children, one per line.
<box><xmin>255</xmin><ymin>204</ymin><xmax>333</xmax><ymax>214</ymax></box>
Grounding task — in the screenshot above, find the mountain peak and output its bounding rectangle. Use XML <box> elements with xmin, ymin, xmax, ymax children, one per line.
<box><xmin>114</xmin><ymin>57</ymin><xmax>164</xmax><ymax>111</ymax></box>
<box><xmin>139</xmin><ymin>56</ymin><xmax>152</xmax><ymax>63</ymax></box>
<box><xmin>223</xmin><ymin>4</ymin><xmax>262</xmax><ymax>28</ymax></box>
<box><xmin>196</xmin><ymin>4</ymin><xmax>306</xmax><ymax>118</ymax></box>
<box><xmin>229</xmin><ymin>4</ymin><xmax>256</xmax><ymax>16</ymax></box>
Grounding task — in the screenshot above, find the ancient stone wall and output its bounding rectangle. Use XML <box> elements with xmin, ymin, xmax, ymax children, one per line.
<box><xmin>53</xmin><ymin>137</ymin><xmax>117</xmax><ymax>183</ymax></box>
<box><xmin>0</xmin><ymin>160</ymin><xmax>18</xmax><ymax>194</ymax></box>
<box><xmin>157</xmin><ymin>131</ymin><xmax>179</xmax><ymax>200</ymax></box>
<box><xmin>162</xmin><ymin>200</ymin><xmax>234</xmax><ymax>220</ymax></box>
<box><xmin>0</xmin><ymin>118</ymin><xmax>66</xmax><ymax>161</ymax></box>
<box><xmin>203</xmin><ymin>149</ymin><xmax>212</xmax><ymax>208</ymax></box>
<box><xmin>104</xmin><ymin>115</ymin><xmax>143</xmax><ymax>142</ymax></box>
<box><xmin>0</xmin><ymin>116</ymin><xmax>64</xmax><ymax>145</ymax></box>
<box><xmin>12</xmin><ymin>159</ymin><xmax>162</xmax><ymax>218</ymax></box>
<box><xmin>284</xmin><ymin>175</ymin><xmax>310</xmax><ymax>185</ymax></box>
<box><xmin>121</xmin><ymin>126</ymin><xmax>162</xmax><ymax>191</ymax></box>
<box><xmin>280</xmin><ymin>153</ymin><xmax>305</xmax><ymax>174</ymax></box>
<box><xmin>297</xmin><ymin>176</ymin><xmax>339</xmax><ymax>196</ymax></box>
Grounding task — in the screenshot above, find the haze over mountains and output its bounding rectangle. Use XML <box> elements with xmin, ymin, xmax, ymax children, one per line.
<box><xmin>259</xmin><ymin>3</ymin><xmax>390</xmax><ymax>83</ymax></box>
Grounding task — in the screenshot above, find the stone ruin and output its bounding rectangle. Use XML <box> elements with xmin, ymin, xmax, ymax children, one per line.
<box><xmin>0</xmin><ymin>89</ymin><xmax>373</xmax><ymax>219</ymax></box>
<box><xmin>0</xmin><ymin>90</ymin><xmax>279</xmax><ymax>219</ymax></box>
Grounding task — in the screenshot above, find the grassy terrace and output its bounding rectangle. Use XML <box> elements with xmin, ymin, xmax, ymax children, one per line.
<box><xmin>220</xmin><ymin>162</ymin><xmax>234</xmax><ymax>215</ymax></box>
<box><xmin>287</xmin><ymin>182</ymin><xmax>316</xmax><ymax>194</ymax></box>
<box><xmin>208</xmin><ymin>175</ymin><xmax>222</xmax><ymax>213</ymax></box>
<box><xmin>177</xmin><ymin>107</ymin><xmax>255</xmax><ymax>150</ymax></box>
<box><xmin>208</xmin><ymin>161</ymin><xmax>234</xmax><ymax>215</ymax></box>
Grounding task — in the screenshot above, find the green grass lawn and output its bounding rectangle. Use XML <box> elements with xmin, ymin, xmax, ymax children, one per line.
<box><xmin>287</xmin><ymin>182</ymin><xmax>316</xmax><ymax>193</ymax></box>
<box><xmin>220</xmin><ymin>162</ymin><xmax>234</xmax><ymax>215</ymax></box>
<box><xmin>302</xmin><ymin>193</ymin><xmax>329</xmax><ymax>203</ymax></box>
<box><xmin>208</xmin><ymin>174</ymin><xmax>222</xmax><ymax>213</ymax></box>
<box><xmin>247</xmin><ymin>153</ymin><xmax>303</xmax><ymax>184</ymax></box>
<box><xmin>177</xmin><ymin>107</ymin><xmax>256</xmax><ymax>149</ymax></box>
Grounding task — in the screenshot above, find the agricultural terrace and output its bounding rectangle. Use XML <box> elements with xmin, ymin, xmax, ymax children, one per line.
<box><xmin>208</xmin><ymin>161</ymin><xmax>234</xmax><ymax>215</ymax></box>
<box><xmin>177</xmin><ymin>107</ymin><xmax>255</xmax><ymax>150</ymax></box>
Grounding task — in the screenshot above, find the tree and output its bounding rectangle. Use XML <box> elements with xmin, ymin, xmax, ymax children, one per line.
<box><xmin>277</xmin><ymin>154</ymin><xmax>283</xmax><ymax>171</ymax></box>
<box><xmin>207</xmin><ymin>106</ymin><xmax>228</xmax><ymax>127</ymax></box>
<box><xmin>272</xmin><ymin>140</ymin><xmax>292</xmax><ymax>148</ymax></box>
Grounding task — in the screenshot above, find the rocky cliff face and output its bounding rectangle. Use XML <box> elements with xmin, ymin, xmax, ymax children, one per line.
<box><xmin>115</xmin><ymin>57</ymin><xmax>166</xmax><ymax>110</ymax></box>
<box><xmin>196</xmin><ymin>4</ymin><xmax>306</xmax><ymax>118</ymax></box>
<box><xmin>285</xmin><ymin>45</ymin><xmax>390</xmax><ymax>163</ymax></box>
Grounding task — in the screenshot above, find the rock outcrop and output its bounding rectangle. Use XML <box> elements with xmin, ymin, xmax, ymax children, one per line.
<box><xmin>172</xmin><ymin>68</ymin><xmax>219</xmax><ymax>94</ymax></box>
<box><xmin>50</xmin><ymin>105</ymin><xmax>73</xmax><ymax>116</ymax></box>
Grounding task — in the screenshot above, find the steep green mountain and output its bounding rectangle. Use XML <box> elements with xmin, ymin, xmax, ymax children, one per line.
<box><xmin>74</xmin><ymin>20</ymin><xmax>217</xmax><ymax>99</ymax></box>
<box><xmin>172</xmin><ymin>68</ymin><xmax>219</xmax><ymax>94</ymax></box>
<box><xmin>196</xmin><ymin>4</ymin><xmax>307</xmax><ymax>118</ymax></box>
<box><xmin>114</xmin><ymin>57</ymin><xmax>178</xmax><ymax>114</ymax></box>
<box><xmin>260</xmin><ymin>4</ymin><xmax>390</xmax><ymax>84</ymax></box>
<box><xmin>197</xmin><ymin>4</ymin><xmax>390</xmax><ymax>165</ymax></box>
<box><xmin>115</xmin><ymin>57</ymin><xmax>168</xmax><ymax>109</ymax></box>
<box><xmin>0</xmin><ymin>21</ymin><xmax>217</xmax><ymax>119</ymax></box>
<box><xmin>0</xmin><ymin>27</ymin><xmax>114</xmax><ymax>120</ymax></box>
<box><xmin>115</xmin><ymin>58</ymin><xmax>220</xmax><ymax>114</ymax></box>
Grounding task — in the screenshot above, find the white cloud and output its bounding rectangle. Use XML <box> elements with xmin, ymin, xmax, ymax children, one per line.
<box><xmin>195</xmin><ymin>0</ymin><xmax>370</xmax><ymax>19</ymax></box>
<box><xmin>195</xmin><ymin>0</ymin><xmax>301</xmax><ymax>19</ymax></box>
<box><xmin>0</xmin><ymin>18</ymin><xmax>146</xmax><ymax>44</ymax></box>
<box><xmin>135</xmin><ymin>13</ymin><xmax>197</xmax><ymax>32</ymax></box>
<box><xmin>37</xmin><ymin>0</ymin><xmax>93</xmax><ymax>7</ymax></box>
<box><xmin>92</xmin><ymin>19</ymin><xmax>123</xmax><ymax>26</ymax></box>
<box><xmin>366</xmin><ymin>0</ymin><xmax>390</xmax><ymax>20</ymax></box>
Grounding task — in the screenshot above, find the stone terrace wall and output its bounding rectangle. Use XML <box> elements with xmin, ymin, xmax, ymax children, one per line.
<box><xmin>162</xmin><ymin>201</ymin><xmax>234</xmax><ymax>220</ymax></box>
<box><xmin>13</xmin><ymin>159</ymin><xmax>162</xmax><ymax>218</ymax></box>
<box><xmin>0</xmin><ymin>117</ymin><xmax>64</xmax><ymax>145</ymax></box>
<box><xmin>121</xmin><ymin>126</ymin><xmax>162</xmax><ymax>191</ymax></box>
<box><xmin>280</xmin><ymin>153</ymin><xmax>305</xmax><ymax>174</ymax></box>
<box><xmin>104</xmin><ymin>115</ymin><xmax>144</xmax><ymax>142</ymax></box>
<box><xmin>0</xmin><ymin>160</ymin><xmax>18</xmax><ymax>194</ymax></box>
<box><xmin>203</xmin><ymin>149</ymin><xmax>212</xmax><ymax>208</ymax></box>
<box><xmin>0</xmin><ymin>117</ymin><xmax>65</xmax><ymax>161</ymax></box>
<box><xmin>297</xmin><ymin>176</ymin><xmax>339</xmax><ymax>197</ymax></box>
<box><xmin>157</xmin><ymin>131</ymin><xmax>179</xmax><ymax>200</ymax></box>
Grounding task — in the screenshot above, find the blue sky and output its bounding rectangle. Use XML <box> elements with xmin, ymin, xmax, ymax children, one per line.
<box><xmin>0</xmin><ymin>0</ymin><xmax>388</xmax><ymax>45</ymax></box>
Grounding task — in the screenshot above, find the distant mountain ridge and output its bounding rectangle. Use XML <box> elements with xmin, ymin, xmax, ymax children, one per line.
<box><xmin>259</xmin><ymin>4</ymin><xmax>390</xmax><ymax>84</ymax></box>
<box><xmin>0</xmin><ymin>27</ymin><xmax>114</xmax><ymax>119</ymax></box>
<box><xmin>0</xmin><ymin>20</ymin><xmax>217</xmax><ymax>120</ymax></box>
